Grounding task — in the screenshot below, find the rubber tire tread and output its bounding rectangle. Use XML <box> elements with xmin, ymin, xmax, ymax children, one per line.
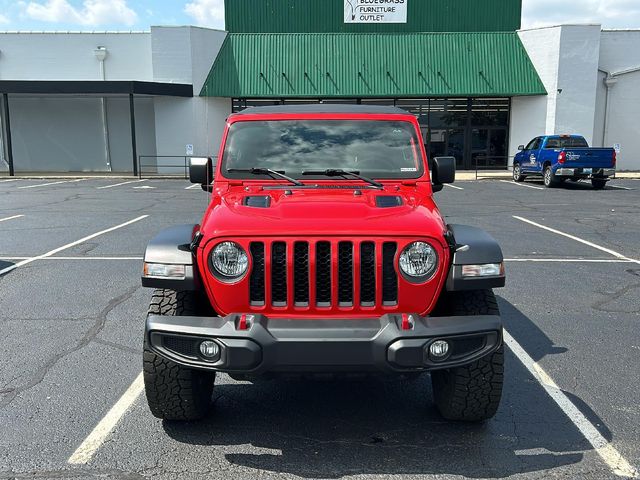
<box><xmin>431</xmin><ymin>289</ymin><xmax>504</xmax><ymax>422</ymax></box>
<box><xmin>591</xmin><ymin>178</ymin><xmax>607</xmax><ymax>189</ymax></box>
<box><xmin>143</xmin><ymin>289</ymin><xmax>215</xmax><ymax>421</ymax></box>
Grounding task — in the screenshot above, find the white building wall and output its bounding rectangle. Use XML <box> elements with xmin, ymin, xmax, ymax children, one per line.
<box><xmin>512</xmin><ymin>25</ymin><xmax>609</xmax><ymax>165</ymax></box>
<box><xmin>151</xmin><ymin>26</ymin><xmax>229</xmax><ymax>172</ymax></box>
<box><xmin>509</xmin><ymin>96</ymin><xmax>547</xmax><ymax>157</ymax></box>
<box><xmin>554</xmin><ymin>25</ymin><xmax>601</xmax><ymax>145</ymax></box>
<box><xmin>0</xmin><ymin>27</ymin><xmax>229</xmax><ymax>173</ymax></box>
<box><xmin>0</xmin><ymin>32</ymin><xmax>156</xmax><ymax>172</ymax></box>
<box><xmin>595</xmin><ymin>30</ymin><xmax>640</xmax><ymax>170</ymax></box>
<box><xmin>0</xmin><ymin>32</ymin><xmax>152</xmax><ymax>81</ymax></box>
<box><xmin>509</xmin><ymin>27</ymin><xmax>560</xmax><ymax>163</ymax></box>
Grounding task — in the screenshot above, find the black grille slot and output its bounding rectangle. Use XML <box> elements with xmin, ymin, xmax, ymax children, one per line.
<box><xmin>315</xmin><ymin>242</ymin><xmax>331</xmax><ymax>306</ymax></box>
<box><xmin>294</xmin><ymin>242</ymin><xmax>309</xmax><ymax>306</ymax></box>
<box><xmin>338</xmin><ymin>242</ymin><xmax>354</xmax><ymax>306</ymax></box>
<box><xmin>382</xmin><ymin>242</ymin><xmax>398</xmax><ymax>305</ymax></box>
<box><xmin>271</xmin><ymin>242</ymin><xmax>287</xmax><ymax>306</ymax></box>
<box><xmin>163</xmin><ymin>336</ymin><xmax>199</xmax><ymax>358</ymax></box>
<box><xmin>360</xmin><ymin>242</ymin><xmax>376</xmax><ymax>306</ymax></box>
<box><xmin>249</xmin><ymin>242</ymin><xmax>265</xmax><ymax>305</ymax></box>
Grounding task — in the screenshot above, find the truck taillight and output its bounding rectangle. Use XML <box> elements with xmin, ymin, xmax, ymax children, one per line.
<box><xmin>558</xmin><ymin>152</ymin><xmax>566</xmax><ymax>164</ymax></box>
<box><xmin>612</xmin><ymin>150</ymin><xmax>617</xmax><ymax>167</ymax></box>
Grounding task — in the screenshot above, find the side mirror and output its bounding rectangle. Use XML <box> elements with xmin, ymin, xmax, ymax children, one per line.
<box><xmin>432</xmin><ymin>156</ymin><xmax>456</xmax><ymax>187</ymax></box>
<box><xmin>189</xmin><ymin>157</ymin><xmax>213</xmax><ymax>185</ymax></box>
<box><xmin>518</xmin><ymin>145</ymin><xmax>525</xmax><ymax>151</ymax></box>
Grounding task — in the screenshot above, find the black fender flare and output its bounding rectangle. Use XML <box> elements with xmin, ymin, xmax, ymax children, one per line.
<box><xmin>141</xmin><ymin>224</ymin><xmax>201</xmax><ymax>290</ymax></box>
<box><xmin>445</xmin><ymin>224</ymin><xmax>505</xmax><ymax>291</ymax></box>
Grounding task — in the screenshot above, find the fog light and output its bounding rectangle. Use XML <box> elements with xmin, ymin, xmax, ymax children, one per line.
<box><xmin>429</xmin><ymin>340</ymin><xmax>450</xmax><ymax>359</ymax></box>
<box><xmin>199</xmin><ymin>340</ymin><xmax>220</xmax><ymax>359</ymax></box>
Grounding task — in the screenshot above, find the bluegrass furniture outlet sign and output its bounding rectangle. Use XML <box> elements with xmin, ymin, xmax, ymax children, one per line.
<box><xmin>344</xmin><ymin>0</ymin><xmax>407</xmax><ymax>23</ymax></box>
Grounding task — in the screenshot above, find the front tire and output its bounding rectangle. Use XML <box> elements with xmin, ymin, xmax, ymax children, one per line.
<box><xmin>143</xmin><ymin>289</ymin><xmax>216</xmax><ymax>421</ymax></box>
<box><xmin>513</xmin><ymin>163</ymin><xmax>526</xmax><ymax>182</ymax></box>
<box><xmin>431</xmin><ymin>290</ymin><xmax>504</xmax><ymax>422</ymax></box>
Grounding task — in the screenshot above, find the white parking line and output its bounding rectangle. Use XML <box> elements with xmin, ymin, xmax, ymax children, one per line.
<box><xmin>513</xmin><ymin>215</ymin><xmax>639</xmax><ymax>265</ymax></box>
<box><xmin>504</xmin><ymin>330</ymin><xmax>638</xmax><ymax>478</ymax></box>
<box><xmin>444</xmin><ymin>184</ymin><xmax>464</xmax><ymax>190</ymax></box>
<box><xmin>0</xmin><ymin>215</ymin><xmax>149</xmax><ymax>276</ymax></box>
<box><xmin>17</xmin><ymin>179</ymin><xmax>84</xmax><ymax>189</ymax></box>
<box><xmin>0</xmin><ymin>178</ymin><xmax>20</xmax><ymax>183</ymax></box>
<box><xmin>97</xmin><ymin>180</ymin><xmax>146</xmax><ymax>190</ymax></box>
<box><xmin>0</xmin><ymin>214</ymin><xmax>24</xmax><ymax>223</ymax></box>
<box><xmin>504</xmin><ymin>258</ymin><xmax>632</xmax><ymax>263</ymax></box>
<box><xmin>608</xmin><ymin>185</ymin><xmax>632</xmax><ymax>190</ymax></box>
<box><xmin>68</xmin><ymin>372</ymin><xmax>144</xmax><ymax>465</ymax></box>
<box><xmin>185</xmin><ymin>183</ymin><xmax>201</xmax><ymax>190</ymax></box>
<box><xmin>499</xmin><ymin>180</ymin><xmax>544</xmax><ymax>190</ymax></box>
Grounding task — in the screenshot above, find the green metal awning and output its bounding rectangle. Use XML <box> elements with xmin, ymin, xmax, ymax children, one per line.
<box><xmin>200</xmin><ymin>32</ymin><xmax>546</xmax><ymax>98</ymax></box>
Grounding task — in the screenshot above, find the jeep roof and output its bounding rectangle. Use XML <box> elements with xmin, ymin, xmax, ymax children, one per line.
<box><xmin>234</xmin><ymin>104</ymin><xmax>409</xmax><ymax>115</ymax></box>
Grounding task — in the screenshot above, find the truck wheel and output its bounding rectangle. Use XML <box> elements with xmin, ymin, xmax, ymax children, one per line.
<box><xmin>543</xmin><ymin>165</ymin><xmax>558</xmax><ymax>188</ymax></box>
<box><xmin>143</xmin><ymin>289</ymin><xmax>216</xmax><ymax>421</ymax></box>
<box><xmin>513</xmin><ymin>163</ymin><xmax>526</xmax><ymax>182</ymax></box>
<box><xmin>431</xmin><ymin>290</ymin><xmax>504</xmax><ymax>422</ymax></box>
<box><xmin>591</xmin><ymin>178</ymin><xmax>607</xmax><ymax>189</ymax></box>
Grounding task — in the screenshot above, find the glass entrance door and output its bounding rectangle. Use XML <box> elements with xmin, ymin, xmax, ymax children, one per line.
<box><xmin>470</xmin><ymin>128</ymin><xmax>508</xmax><ymax>169</ymax></box>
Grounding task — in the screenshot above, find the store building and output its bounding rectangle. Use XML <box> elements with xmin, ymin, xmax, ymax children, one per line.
<box><xmin>1</xmin><ymin>0</ymin><xmax>639</xmax><ymax>175</ymax></box>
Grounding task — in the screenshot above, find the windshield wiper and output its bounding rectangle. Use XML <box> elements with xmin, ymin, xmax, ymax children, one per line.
<box><xmin>227</xmin><ymin>168</ymin><xmax>304</xmax><ymax>186</ymax></box>
<box><xmin>302</xmin><ymin>169</ymin><xmax>383</xmax><ymax>188</ymax></box>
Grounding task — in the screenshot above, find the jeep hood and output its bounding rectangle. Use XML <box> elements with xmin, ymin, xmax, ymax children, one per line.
<box><xmin>200</xmin><ymin>184</ymin><xmax>447</xmax><ymax>243</ymax></box>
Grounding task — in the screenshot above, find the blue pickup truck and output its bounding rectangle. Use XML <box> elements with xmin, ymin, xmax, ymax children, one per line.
<box><xmin>513</xmin><ymin>135</ymin><xmax>616</xmax><ymax>189</ymax></box>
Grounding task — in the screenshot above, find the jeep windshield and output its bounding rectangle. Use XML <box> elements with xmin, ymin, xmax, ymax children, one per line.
<box><xmin>221</xmin><ymin>120</ymin><xmax>424</xmax><ymax>180</ymax></box>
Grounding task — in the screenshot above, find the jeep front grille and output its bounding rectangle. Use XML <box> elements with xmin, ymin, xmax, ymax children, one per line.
<box><xmin>248</xmin><ymin>239</ymin><xmax>398</xmax><ymax>309</ymax></box>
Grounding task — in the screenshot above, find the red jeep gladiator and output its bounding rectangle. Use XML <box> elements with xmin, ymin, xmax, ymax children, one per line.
<box><xmin>141</xmin><ymin>105</ymin><xmax>506</xmax><ymax>422</ymax></box>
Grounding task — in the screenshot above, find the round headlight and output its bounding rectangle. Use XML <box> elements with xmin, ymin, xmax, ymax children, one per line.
<box><xmin>211</xmin><ymin>242</ymin><xmax>248</xmax><ymax>280</ymax></box>
<box><xmin>399</xmin><ymin>241</ymin><xmax>438</xmax><ymax>281</ymax></box>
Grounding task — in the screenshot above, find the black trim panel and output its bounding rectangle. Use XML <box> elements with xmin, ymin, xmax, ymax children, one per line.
<box><xmin>146</xmin><ymin>312</ymin><xmax>502</xmax><ymax>374</ymax></box>
<box><xmin>0</xmin><ymin>80</ymin><xmax>193</xmax><ymax>97</ymax></box>
<box><xmin>141</xmin><ymin>224</ymin><xmax>199</xmax><ymax>290</ymax></box>
<box><xmin>448</xmin><ymin>224</ymin><xmax>504</xmax><ymax>265</ymax></box>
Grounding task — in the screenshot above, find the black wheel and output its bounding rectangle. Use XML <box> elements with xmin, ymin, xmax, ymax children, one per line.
<box><xmin>431</xmin><ymin>290</ymin><xmax>504</xmax><ymax>422</ymax></box>
<box><xmin>512</xmin><ymin>163</ymin><xmax>526</xmax><ymax>182</ymax></box>
<box><xmin>143</xmin><ymin>289</ymin><xmax>216</xmax><ymax>421</ymax></box>
<box><xmin>543</xmin><ymin>165</ymin><xmax>558</xmax><ymax>188</ymax></box>
<box><xmin>591</xmin><ymin>178</ymin><xmax>607</xmax><ymax>189</ymax></box>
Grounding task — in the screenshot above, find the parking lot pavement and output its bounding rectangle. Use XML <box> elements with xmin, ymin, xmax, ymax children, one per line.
<box><xmin>0</xmin><ymin>177</ymin><xmax>638</xmax><ymax>479</ymax></box>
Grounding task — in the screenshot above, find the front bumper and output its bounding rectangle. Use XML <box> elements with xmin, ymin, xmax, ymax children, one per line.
<box><xmin>556</xmin><ymin>167</ymin><xmax>615</xmax><ymax>177</ymax></box>
<box><xmin>146</xmin><ymin>313</ymin><xmax>502</xmax><ymax>375</ymax></box>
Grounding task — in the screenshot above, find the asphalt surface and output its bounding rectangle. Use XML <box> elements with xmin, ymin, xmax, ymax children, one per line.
<box><xmin>0</xmin><ymin>176</ymin><xmax>639</xmax><ymax>479</ymax></box>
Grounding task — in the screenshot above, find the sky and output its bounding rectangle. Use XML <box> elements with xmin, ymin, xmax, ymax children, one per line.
<box><xmin>0</xmin><ymin>0</ymin><xmax>638</xmax><ymax>31</ymax></box>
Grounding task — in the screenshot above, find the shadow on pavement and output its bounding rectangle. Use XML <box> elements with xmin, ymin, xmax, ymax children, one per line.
<box><xmin>163</xmin><ymin>298</ymin><xmax>609</xmax><ymax>478</ymax></box>
<box><xmin>0</xmin><ymin>260</ymin><xmax>15</xmax><ymax>273</ymax></box>
<box><xmin>523</xmin><ymin>178</ymin><xmax>622</xmax><ymax>191</ymax></box>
